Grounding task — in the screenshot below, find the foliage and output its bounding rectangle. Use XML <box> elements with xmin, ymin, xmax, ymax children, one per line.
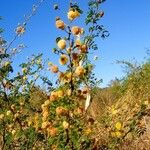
<box><xmin>91</xmin><ymin>58</ymin><xmax>150</xmax><ymax>149</ymax></box>
<box><xmin>0</xmin><ymin>0</ymin><xmax>108</xmax><ymax>149</ymax></box>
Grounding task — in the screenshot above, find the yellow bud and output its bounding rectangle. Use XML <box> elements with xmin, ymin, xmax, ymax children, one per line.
<box><xmin>115</xmin><ymin>122</ymin><xmax>122</xmax><ymax>130</ymax></box>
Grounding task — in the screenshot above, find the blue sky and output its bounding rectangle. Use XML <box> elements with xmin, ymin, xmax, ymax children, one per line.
<box><xmin>1</xmin><ymin>0</ymin><xmax>150</xmax><ymax>87</ymax></box>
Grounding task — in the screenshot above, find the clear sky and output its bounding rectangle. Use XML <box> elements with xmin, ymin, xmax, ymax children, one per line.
<box><xmin>1</xmin><ymin>0</ymin><xmax>150</xmax><ymax>87</ymax></box>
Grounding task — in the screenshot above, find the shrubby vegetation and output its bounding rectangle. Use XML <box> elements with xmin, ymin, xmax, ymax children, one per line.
<box><xmin>89</xmin><ymin>57</ymin><xmax>150</xmax><ymax>149</ymax></box>
<box><xmin>0</xmin><ymin>0</ymin><xmax>150</xmax><ymax>149</ymax></box>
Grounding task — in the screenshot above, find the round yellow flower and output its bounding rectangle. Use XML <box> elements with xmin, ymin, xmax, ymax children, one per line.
<box><xmin>23</xmin><ymin>76</ymin><xmax>28</xmax><ymax>81</ymax></box>
<box><xmin>47</xmin><ymin>127</ymin><xmax>58</xmax><ymax>137</ymax></box>
<box><xmin>44</xmin><ymin>100</ymin><xmax>50</xmax><ymax>106</ymax></box>
<box><xmin>55</xmin><ymin>17</ymin><xmax>65</xmax><ymax>30</ymax></box>
<box><xmin>80</xmin><ymin>44</ymin><xmax>88</xmax><ymax>53</ymax></box>
<box><xmin>115</xmin><ymin>131</ymin><xmax>122</xmax><ymax>138</ymax></box>
<box><xmin>59</xmin><ymin>54</ymin><xmax>68</xmax><ymax>65</ymax></box>
<box><xmin>144</xmin><ymin>100</ymin><xmax>149</xmax><ymax>105</ymax></box>
<box><xmin>84</xmin><ymin>128</ymin><xmax>92</xmax><ymax>135</ymax></box>
<box><xmin>65</xmin><ymin>72</ymin><xmax>72</xmax><ymax>83</ymax></box>
<box><xmin>11</xmin><ymin>129</ymin><xmax>16</xmax><ymax>135</ymax></box>
<box><xmin>71</xmin><ymin>26</ymin><xmax>83</xmax><ymax>36</ymax></box>
<box><xmin>67</xmin><ymin>89</ymin><xmax>72</xmax><ymax>96</ymax></box>
<box><xmin>75</xmin><ymin>66</ymin><xmax>85</xmax><ymax>76</ymax></box>
<box><xmin>22</xmin><ymin>68</ymin><xmax>27</xmax><ymax>73</ymax></box>
<box><xmin>6</xmin><ymin>110</ymin><xmax>11</xmax><ymax>116</ymax></box>
<box><xmin>63</xmin><ymin>121</ymin><xmax>69</xmax><ymax>129</ymax></box>
<box><xmin>57</xmin><ymin>90</ymin><xmax>64</xmax><ymax>98</ymax></box>
<box><xmin>50</xmin><ymin>91</ymin><xmax>58</xmax><ymax>102</ymax></box>
<box><xmin>42</xmin><ymin>111</ymin><xmax>49</xmax><ymax>121</ymax></box>
<box><xmin>51</xmin><ymin>65</ymin><xmax>59</xmax><ymax>73</ymax></box>
<box><xmin>56</xmin><ymin>107</ymin><xmax>68</xmax><ymax>116</ymax></box>
<box><xmin>57</xmin><ymin>39</ymin><xmax>66</xmax><ymax>50</ymax></box>
<box><xmin>115</xmin><ymin>122</ymin><xmax>122</xmax><ymax>130</ymax></box>
<box><xmin>41</xmin><ymin>121</ymin><xmax>49</xmax><ymax>129</ymax></box>
<box><xmin>111</xmin><ymin>106</ymin><xmax>118</xmax><ymax>115</ymax></box>
<box><xmin>67</xmin><ymin>9</ymin><xmax>80</xmax><ymax>20</ymax></box>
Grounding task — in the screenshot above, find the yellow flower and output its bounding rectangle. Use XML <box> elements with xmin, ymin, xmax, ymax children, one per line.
<box><xmin>44</xmin><ymin>100</ymin><xmax>50</xmax><ymax>106</ymax></box>
<box><xmin>51</xmin><ymin>144</ymin><xmax>57</xmax><ymax>150</ymax></box>
<box><xmin>6</xmin><ymin>110</ymin><xmax>11</xmax><ymax>116</ymax></box>
<box><xmin>51</xmin><ymin>65</ymin><xmax>59</xmax><ymax>73</ymax></box>
<box><xmin>55</xmin><ymin>17</ymin><xmax>65</xmax><ymax>30</ymax></box>
<box><xmin>57</xmin><ymin>39</ymin><xmax>66</xmax><ymax>50</ymax></box>
<box><xmin>67</xmin><ymin>9</ymin><xmax>80</xmax><ymax>20</ymax></box>
<box><xmin>115</xmin><ymin>131</ymin><xmax>122</xmax><ymax>138</ymax></box>
<box><xmin>50</xmin><ymin>91</ymin><xmax>58</xmax><ymax>102</ymax></box>
<box><xmin>65</xmin><ymin>72</ymin><xmax>72</xmax><ymax>83</ymax></box>
<box><xmin>0</xmin><ymin>114</ymin><xmax>4</xmax><ymax>120</ymax></box>
<box><xmin>19</xmin><ymin>101</ymin><xmax>24</xmax><ymax>106</ymax></box>
<box><xmin>22</xmin><ymin>68</ymin><xmax>27</xmax><ymax>74</ymax></box>
<box><xmin>56</xmin><ymin>107</ymin><xmax>68</xmax><ymax>116</ymax></box>
<box><xmin>67</xmin><ymin>89</ymin><xmax>72</xmax><ymax>96</ymax></box>
<box><xmin>75</xmin><ymin>66</ymin><xmax>85</xmax><ymax>76</ymax></box>
<box><xmin>47</xmin><ymin>127</ymin><xmax>58</xmax><ymax>137</ymax></box>
<box><xmin>11</xmin><ymin>129</ymin><xmax>16</xmax><ymax>135</ymax></box>
<box><xmin>80</xmin><ymin>44</ymin><xmax>88</xmax><ymax>53</ymax></box>
<box><xmin>115</xmin><ymin>122</ymin><xmax>122</xmax><ymax>130</ymax></box>
<box><xmin>71</xmin><ymin>26</ymin><xmax>83</xmax><ymax>36</ymax></box>
<box><xmin>59</xmin><ymin>72</ymin><xmax>72</xmax><ymax>84</ymax></box>
<box><xmin>59</xmin><ymin>54</ymin><xmax>68</xmax><ymax>65</ymax></box>
<box><xmin>43</xmin><ymin>111</ymin><xmax>49</xmax><ymax>118</ymax></box>
<box><xmin>57</xmin><ymin>90</ymin><xmax>64</xmax><ymax>98</ymax></box>
<box><xmin>23</xmin><ymin>76</ymin><xmax>28</xmax><ymax>81</ymax></box>
<box><xmin>84</xmin><ymin>128</ymin><xmax>92</xmax><ymax>135</ymax></box>
<box><xmin>28</xmin><ymin>120</ymin><xmax>32</xmax><ymax>126</ymax></box>
<box><xmin>144</xmin><ymin>100</ymin><xmax>149</xmax><ymax>105</ymax></box>
<box><xmin>41</xmin><ymin>121</ymin><xmax>49</xmax><ymax>129</ymax></box>
<box><xmin>62</xmin><ymin>121</ymin><xmax>69</xmax><ymax>129</ymax></box>
<box><xmin>4</xmin><ymin>61</ymin><xmax>10</xmax><ymax>67</ymax></box>
<box><xmin>16</xmin><ymin>26</ymin><xmax>25</xmax><ymax>34</ymax></box>
<box><xmin>48</xmin><ymin>61</ymin><xmax>53</xmax><ymax>67</ymax></box>
<box><xmin>111</xmin><ymin>106</ymin><xmax>118</xmax><ymax>115</ymax></box>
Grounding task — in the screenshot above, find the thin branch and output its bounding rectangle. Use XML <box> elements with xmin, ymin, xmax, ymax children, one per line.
<box><xmin>5</xmin><ymin>0</ymin><xmax>46</xmax><ymax>52</ymax></box>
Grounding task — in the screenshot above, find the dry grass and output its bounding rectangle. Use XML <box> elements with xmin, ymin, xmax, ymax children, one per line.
<box><xmin>88</xmin><ymin>60</ymin><xmax>150</xmax><ymax>149</ymax></box>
